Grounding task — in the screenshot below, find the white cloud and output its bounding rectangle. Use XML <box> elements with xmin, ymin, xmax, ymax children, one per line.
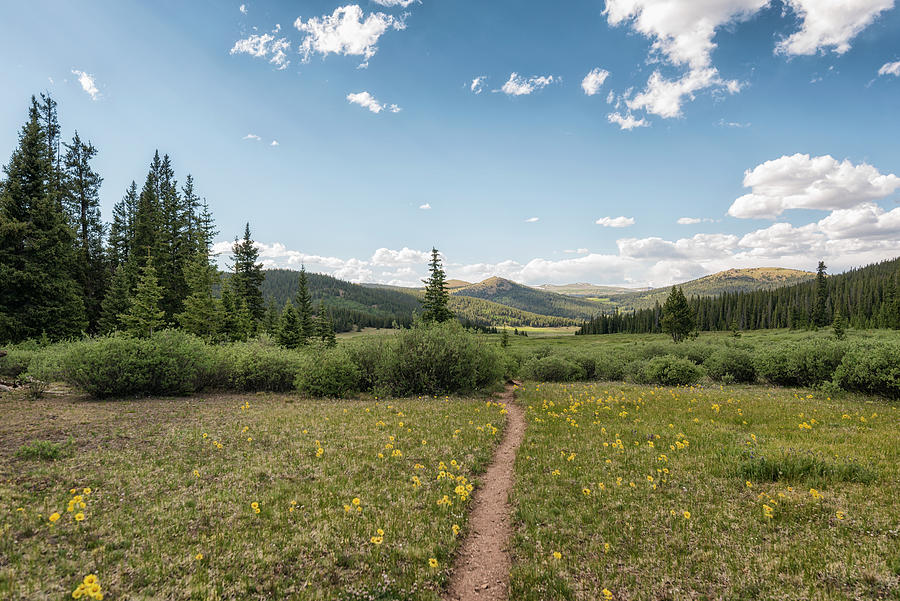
<box><xmin>581</xmin><ymin>67</ymin><xmax>610</xmax><ymax>95</ymax></box>
<box><xmin>627</xmin><ymin>67</ymin><xmax>741</xmax><ymax>119</ymax></box>
<box><xmin>564</xmin><ymin>248</ymin><xmax>590</xmax><ymax>254</ymax></box>
<box><xmin>270</xmin><ymin>140</ymin><xmax>279</xmax><ymax>146</ymax></box>
<box><xmin>372</xmin><ymin>0</ymin><xmax>418</xmax><ymax>6</ymax></box>
<box><xmin>677</xmin><ymin>217</ymin><xmax>716</xmax><ymax>224</ymax></box>
<box><xmin>71</xmin><ymin>69</ymin><xmax>100</xmax><ymax>100</ymax></box>
<box><xmin>346</xmin><ymin>91</ymin><xmax>401</xmax><ymax>113</ymax></box>
<box><xmin>879</xmin><ymin>60</ymin><xmax>900</xmax><ymax>76</ymax></box>
<box><xmin>230</xmin><ymin>32</ymin><xmax>291</xmax><ymax>70</ymax></box>
<box><xmin>607</xmin><ymin>112</ymin><xmax>649</xmax><ymax>130</ymax></box>
<box><xmin>525</xmin><ymin>217</ymin><xmax>540</xmax><ymax>222</ymax></box>
<box><xmin>295</xmin><ymin>5</ymin><xmax>404</xmax><ymax>66</ymax></box>
<box><xmin>596</xmin><ymin>216</ymin><xmax>635</xmax><ymax>227</ymax></box>
<box><xmin>501</xmin><ymin>73</ymin><xmax>557</xmax><ymax>96</ymax></box>
<box><xmin>817</xmin><ymin>202</ymin><xmax>900</xmax><ymax>240</ymax></box>
<box><xmin>471</xmin><ymin>76</ymin><xmax>486</xmax><ymax>94</ymax></box>
<box><xmin>243</xmin><ymin>133</ymin><xmax>261</xmax><ymax>140</ymax></box>
<box><xmin>728</xmin><ymin>153</ymin><xmax>900</xmax><ymax>219</ymax></box>
<box><xmin>419</xmin><ymin>203</ymin><xmax>431</xmax><ymax>210</ymax></box>
<box><xmin>239</xmin><ymin>4</ymin><xmax>247</xmax><ymax>14</ymax></box>
<box><xmin>717</xmin><ymin>118</ymin><xmax>751</xmax><ymax>128</ymax></box>
<box><xmin>776</xmin><ymin>0</ymin><xmax>894</xmax><ymax>56</ymax></box>
<box><xmin>604</xmin><ymin>0</ymin><xmax>769</xmax><ymax>70</ymax></box>
<box><xmin>371</xmin><ymin>247</ymin><xmax>430</xmax><ymax>266</ymax></box>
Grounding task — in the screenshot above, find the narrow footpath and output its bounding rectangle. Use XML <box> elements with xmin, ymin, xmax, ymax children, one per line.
<box><xmin>444</xmin><ymin>382</ymin><xmax>526</xmax><ymax>601</ymax></box>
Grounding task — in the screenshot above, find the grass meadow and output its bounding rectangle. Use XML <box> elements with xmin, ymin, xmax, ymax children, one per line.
<box><xmin>0</xmin><ymin>392</ymin><xmax>507</xmax><ymax>600</ymax></box>
<box><xmin>510</xmin><ymin>381</ymin><xmax>900</xmax><ymax>600</ymax></box>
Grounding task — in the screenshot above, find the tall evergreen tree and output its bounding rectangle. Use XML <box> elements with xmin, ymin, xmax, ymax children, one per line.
<box><xmin>156</xmin><ymin>154</ymin><xmax>189</xmax><ymax>319</ymax></box>
<box><xmin>38</xmin><ymin>92</ymin><xmax>62</xmax><ymax>204</ymax></box>
<box><xmin>62</xmin><ymin>131</ymin><xmax>106</xmax><ymax>332</ymax></box>
<box><xmin>832</xmin><ymin>310</ymin><xmax>847</xmax><ymax>340</ymax></box>
<box><xmin>315</xmin><ymin>300</ymin><xmax>336</xmax><ymax>346</ymax></box>
<box><xmin>813</xmin><ymin>261</ymin><xmax>829</xmax><ymax>327</ymax></box>
<box><xmin>0</xmin><ymin>96</ymin><xmax>86</xmax><ymax>341</ymax></box>
<box><xmin>230</xmin><ymin>223</ymin><xmax>265</xmax><ymax>323</ymax></box>
<box><xmin>176</xmin><ymin>252</ymin><xmax>223</xmax><ymax>340</ymax></box>
<box><xmin>421</xmin><ymin>247</ymin><xmax>454</xmax><ymax>323</ymax></box>
<box><xmin>296</xmin><ymin>266</ymin><xmax>315</xmax><ymax>342</ymax></box>
<box><xmin>131</xmin><ymin>152</ymin><xmax>162</xmax><ymax>268</ymax></box>
<box><xmin>107</xmin><ymin>181</ymin><xmax>138</xmax><ymax>269</ymax></box>
<box><xmin>195</xmin><ymin>199</ymin><xmax>217</xmax><ymax>255</ymax></box>
<box><xmin>278</xmin><ymin>300</ymin><xmax>303</xmax><ymax>348</ymax></box>
<box><xmin>120</xmin><ymin>255</ymin><xmax>165</xmax><ymax>338</ymax></box>
<box><xmin>661</xmin><ymin>286</ymin><xmax>696</xmax><ymax>343</ymax></box>
<box><xmin>221</xmin><ymin>276</ymin><xmax>253</xmax><ymax>341</ymax></box>
<box><xmin>98</xmin><ymin>263</ymin><xmax>135</xmax><ymax>333</ymax></box>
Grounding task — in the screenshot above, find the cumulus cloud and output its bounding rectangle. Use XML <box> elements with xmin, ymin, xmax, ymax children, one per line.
<box><xmin>677</xmin><ymin>217</ymin><xmax>717</xmax><ymax>225</ymax></box>
<box><xmin>525</xmin><ymin>217</ymin><xmax>540</xmax><ymax>222</ymax></box>
<box><xmin>239</xmin><ymin>4</ymin><xmax>247</xmax><ymax>14</ymax></box>
<box><xmin>627</xmin><ymin>67</ymin><xmax>741</xmax><ymax>119</ymax></box>
<box><xmin>295</xmin><ymin>5</ymin><xmax>404</xmax><ymax>67</ymax></box>
<box><xmin>71</xmin><ymin>69</ymin><xmax>100</xmax><ymax>100</ymax></box>
<box><xmin>419</xmin><ymin>203</ymin><xmax>431</xmax><ymax>210</ymax></box>
<box><xmin>776</xmin><ymin>0</ymin><xmax>894</xmax><ymax>56</ymax></box>
<box><xmin>372</xmin><ymin>0</ymin><xmax>418</xmax><ymax>6</ymax></box>
<box><xmin>501</xmin><ymin>73</ymin><xmax>557</xmax><ymax>96</ymax></box>
<box><xmin>596</xmin><ymin>216</ymin><xmax>635</xmax><ymax>228</ymax></box>
<box><xmin>346</xmin><ymin>91</ymin><xmax>401</xmax><ymax>113</ymax></box>
<box><xmin>817</xmin><ymin>202</ymin><xmax>900</xmax><ymax>240</ymax></box>
<box><xmin>230</xmin><ymin>32</ymin><xmax>291</xmax><ymax>69</ymax></box>
<box><xmin>470</xmin><ymin>76</ymin><xmax>486</xmax><ymax>94</ymax></box>
<box><xmin>879</xmin><ymin>61</ymin><xmax>900</xmax><ymax>76</ymax></box>
<box><xmin>581</xmin><ymin>68</ymin><xmax>610</xmax><ymax>95</ymax></box>
<box><xmin>371</xmin><ymin>247</ymin><xmax>430</xmax><ymax>266</ymax></box>
<box><xmin>242</xmin><ymin>133</ymin><xmax>261</xmax><ymax>140</ymax></box>
<box><xmin>607</xmin><ymin>112</ymin><xmax>649</xmax><ymax>130</ymax></box>
<box><xmin>270</xmin><ymin>140</ymin><xmax>279</xmax><ymax>146</ymax></box>
<box><xmin>727</xmin><ymin>153</ymin><xmax>900</xmax><ymax>219</ymax></box>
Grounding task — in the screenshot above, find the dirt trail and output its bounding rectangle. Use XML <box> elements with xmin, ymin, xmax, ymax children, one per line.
<box><xmin>444</xmin><ymin>382</ymin><xmax>525</xmax><ymax>601</ymax></box>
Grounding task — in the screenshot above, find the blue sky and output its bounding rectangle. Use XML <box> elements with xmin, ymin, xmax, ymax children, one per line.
<box><xmin>1</xmin><ymin>0</ymin><xmax>899</xmax><ymax>286</ymax></box>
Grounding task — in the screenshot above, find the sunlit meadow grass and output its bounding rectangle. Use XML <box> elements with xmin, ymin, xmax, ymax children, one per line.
<box><xmin>510</xmin><ymin>382</ymin><xmax>900</xmax><ymax>600</ymax></box>
<box><xmin>0</xmin><ymin>391</ymin><xmax>507</xmax><ymax>600</ymax></box>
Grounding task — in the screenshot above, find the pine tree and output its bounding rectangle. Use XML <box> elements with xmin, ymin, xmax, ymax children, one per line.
<box><xmin>222</xmin><ymin>277</ymin><xmax>253</xmax><ymax>341</ymax></box>
<box><xmin>813</xmin><ymin>261</ymin><xmax>829</xmax><ymax>328</ymax></box>
<box><xmin>296</xmin><ymin>266</ymin><xmax>315</xmax><ymax>342</ymax></box>
<box><xmin>107</xmin><ymin>181</ymin><xmax>138</xmax><ymax>268</ymax></box>
<box><xmin>278</xmin><ymin>301</ymin><xmax>303</xmax><ymax>348</ymax></box>
<box><xmin>120</xmin><ymin>256</ymin><xmax>165</xmax><ymax>338</ymax></box>
<box><xmin>230</xmin><ymin>223</ymin><xmax>265</xmax><ymax>323</ymax></box>
<box><xmin>421</xmin><ymin>248</ymin><xmax>454</xmax><ymax>324</ymax></box>
<box><xmin>661</xmin><ymin>286</ymin><xmax>696</xmax><ymax>343</ymax></box>
<box><xmin>62</xmin><ymin>131</ymin><xmax>106</xmax><ymax>332</ymax></box>
<box><xmin>195</xmin><ymin>199</ymin><xmax>217</xmax><ymax>256</ymax></box>
<box><xmin>98</xmin><ymin>263</ymin><xmax>135</xmax><ymax>333</ymax></box>
<box><xmin>176</xmin><ymin>252</ymin><xmax>223</xmax><ymax>340</ymax></box>
<box><xmin>500</xmin><ymin>327</ymin><xmax>510</xmax><ymax>347</ymax></box>
<box><xmin>38</xmin><ymin>92</ymin><xmax>63</xmax><ymax>204</ymax></box>
<box><xmin>315</xmin><ymin>300</ymin><xmax>336</xmax><ymax>346</ymax></box>
<box><xmin>832</xmin><ymin>310</ymin><xmax>847</xmax><ymax>340</ymax></box>
<box><xmin>0</xmin><ymin>96</ymin><xmax>86</xmax><ymax>342</ymax></box>
<box><xmin>131</xmin><ymin>153</ymin><xmax>162</xmax><ymax>268</ymax></box>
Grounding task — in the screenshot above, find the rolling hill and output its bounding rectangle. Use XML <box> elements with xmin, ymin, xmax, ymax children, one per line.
<box><xmin>450</xmin><ymin>277</ymin><xmax>605</xmax><ymax>321</ymax></box>
<box><xmin>605</xmin><ymin>267</ymin><xmax>815</xmax><ymax>310</ymax></box>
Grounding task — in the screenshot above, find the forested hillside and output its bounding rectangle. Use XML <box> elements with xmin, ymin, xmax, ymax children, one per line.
<box><xmin>451</xmin><ymin>277</ymin><xmax>604</xmax><ymax>320</ymax></box>
<box><xmin>578</xmin><ymin>258</ymin><xmax>900</xmax><ymax>334</ymax></box>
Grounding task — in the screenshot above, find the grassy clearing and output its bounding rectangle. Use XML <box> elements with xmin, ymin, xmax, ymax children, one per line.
<box><xmin>0</xmin><ymin>391</ymin><xmax>507</xmax><ymax>600</ymax></box>
<box><xmin>510</xmin><ymin>381</ymin><xmax>900</xmax><ymax>600</ymax></box>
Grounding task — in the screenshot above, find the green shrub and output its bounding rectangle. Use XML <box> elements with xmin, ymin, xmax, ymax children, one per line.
<box><xmin>567</xmin><ymin>353</ymin><xmax>596</xmax><ymax>380</ymax></box>
<box><xmin>60</xmin><ymin>330</ymin><xmax>212</xmax><ymax>398</ymax></box>
<box><xmin>594</xmin><ymin>353</ymin><xmax>626</xmax><ymax>382</ymax></box>
<box><xmin>521</xmin><ymin>355</ymin><xmax>586</xmax><ymax>382</ymax></box>
<box><xmin>704</xmin><ymin>347</ymin><xmax>757</xmax><ymax>383</ymax></box>
<box><xmin>211</xmin><ymin>340</ymin><xmax>304</xmax><ymax>392</ymax></box>
<box><xmin>675</xmin><ymin>342</ymin><xmax>717</xmax><ymax>365</ymax></box>
<box><xmin>739</xmin><ymin>449</ymin><xmax>876</xmax><ymax>485</ymax></box>
<box><xmin>16</xmin><ymin>440</ymin><xmax>69</xmax><ymax>461</ymax></box>
<box><xmin>0</xmin><ymin>348</ymin><xmax>36</xmax><ymax>378</ymax></box>
<box><xmin>832</xmin><ymin>341</ymin><xmax>900</xmax><ymax>399</ymax></box>
<box><xmin>371</xmin><ymin>322</ymin><xmax>504</xmax><ymax>396</ymax></box>
<box><xmin>755</xmin><ymin>339</ymin><xmax>845</xmax><ymax>388</ymax></box>
<box><xmin>295</xmin><ymin>348</ymin><xmax>361</xmax><ymax>398</ymax></box>
<box><xmin>631</xmin><ymin>355</ymin><xmax>704</xmax><ymax>386</ymax></box>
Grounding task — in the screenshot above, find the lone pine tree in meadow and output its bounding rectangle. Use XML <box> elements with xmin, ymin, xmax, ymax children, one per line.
<box><xmin>813</xmin><ymin>261</ymin><xmax>829</xmax><ymax>328</ymax></box>
<box><xmin>230</xmin><ymin>223</ymin><xmax>266</xmax><ymax>325</ymax></box>
<box><xmin>661</xmin><ymin>285</ymin><xmax>696</xmax><ymax>343</ymax></box>
<box><xmin>421</xmin><ymin>247</ymin><xmax>454</xmax><ymax>324</ymax></box>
